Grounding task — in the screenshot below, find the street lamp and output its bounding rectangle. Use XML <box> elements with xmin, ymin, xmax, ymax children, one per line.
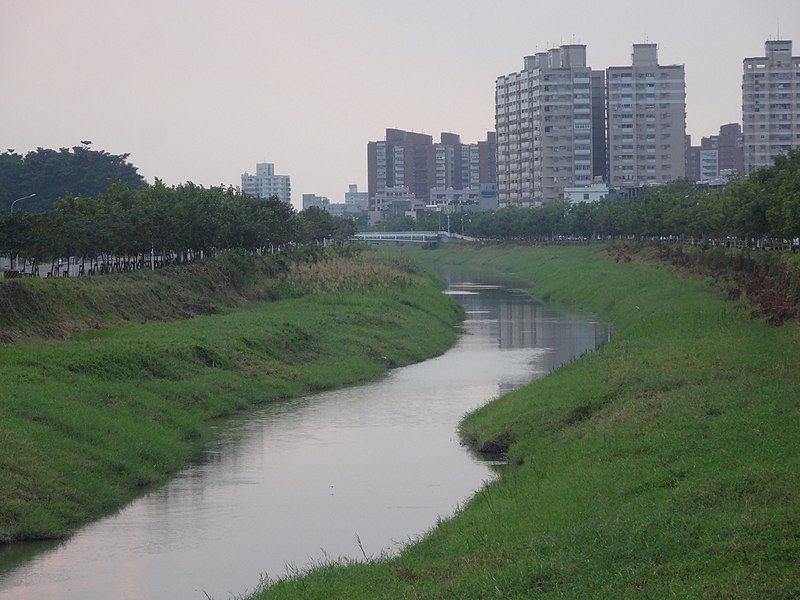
<box><xmin>10</xmin><ymin>193</ymin><xmax>36</xmax><ymax>212</ymax></box>
<box><xmin>8</xmin><ymin>194</ymin><xmax>35</xmax><ymax>273</ymax></box>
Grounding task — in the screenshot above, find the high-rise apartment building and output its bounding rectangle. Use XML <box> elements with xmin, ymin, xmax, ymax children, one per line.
<box><xmin>433</xmin><ymin>132</ymin><xmax>496</xmax><ymax>191</ymax></box>
<box><xmin>742</xmin><ymin>40</ymin><xmax>800</xmax><ymax>173</ymax></box>
<box><xmin>699</xmin><ymin>136</ymin><xmax>720</xmax><ymax>182</ymax></box>
<box><xmin>607</xmin><ymin>44</ymin><xmax>686</xmax><ymax>190</ymax></box>
<box><xmin>367</xmin><ymin>129</ymin><xmax>496</xmax><ymax>207</ymax></box>
<box><xmin>367</xmin><ymin>129</ymin><xmax>434</xmax><ymax>203</ymax></box>
<box><xmin>591</xmin><ymin>70</ymin><xmax>608</xmax><ymax>180</ymax></box>
<box><xmin>496</xmin><ymin>44</ymin><xmax>601</xmax><ymax>206</ymax></box>
<box><xmin>241</xmin><ymin>162</ymin><xmax>292</xmax><ymax>204</ymax></box>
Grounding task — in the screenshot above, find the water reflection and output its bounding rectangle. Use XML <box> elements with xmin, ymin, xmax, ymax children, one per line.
<box><xmin>0</xmin><ymin>271</ymin><xmax>608</xmax><ymax>600</ymax></box>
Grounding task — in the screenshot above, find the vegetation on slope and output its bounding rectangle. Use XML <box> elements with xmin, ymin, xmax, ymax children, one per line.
<box><xmin>0</xmin><ymin>248</ymin><xmax>402</xmax><ymax>343</ymax></box>
<box><xmin>251</xmin><ymin>244</ymin><xmax>799</xmax><ymax>599</ymax></box>
<box><xmin>0</xmin><ymin>252</ymin><xmax>462</xmax><ymax>543</ymax></box>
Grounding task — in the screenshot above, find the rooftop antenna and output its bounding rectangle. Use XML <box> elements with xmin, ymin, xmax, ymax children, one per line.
<box><xmin>777</xmin><ymin>18</ymin><xmax>781</xmax><ymax>40</ymax></box>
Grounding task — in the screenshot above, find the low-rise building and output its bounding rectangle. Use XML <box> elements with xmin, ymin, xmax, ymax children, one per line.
<box><xmin>301</xmin><ymin>194</ymin><xmax>330</xmax><ymax>211</ymax></box>
<box><xmin>563</xmin><ymin>179</ymin><xmax>610</xmax><ymax>203</ymax></box>
<box><xmin>428</xmin><ymin>186</ymin><xmax>498</xmax><ymax>213</ymax></box>
<box><xmin>369</xmin><ymin>186</ymin><xmax>426</xmax><ymax>225</ymax></box>
<box><xmin>428</xmin><ymin>187</ymin><xmax>482</xmax><ymax>209</ymax></box>
<box><xmin>344</xmin><ymin>184</ymin><xmax>369</xmax><ymax>211</ymax></box>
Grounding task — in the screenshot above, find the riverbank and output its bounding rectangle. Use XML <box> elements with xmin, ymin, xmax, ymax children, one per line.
<box><xmin>0</xmin><ymin>252</ymin><xmax>463</xmax><ymax>543</ymax></box>
<box><xmin>252</xmin><ymin>244</ymin><xmax>800</xmax><ymax>598</ymax></box>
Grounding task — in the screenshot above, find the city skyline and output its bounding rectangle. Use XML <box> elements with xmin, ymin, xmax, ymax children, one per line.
<box><xmin>2</xmin><ymin>0</ymin><xmax>799</xmax><ymax>208</ymax></box>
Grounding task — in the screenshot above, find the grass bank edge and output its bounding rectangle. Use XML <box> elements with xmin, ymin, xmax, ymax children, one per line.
<box><xmin>0</xmin><ymin>252</ymin><xmax>464</xmax><ymax>544</ymax></box>
<box><xmin>250</xmin><ymin>244</ymin><xmax>800</xmax><ymax>599</ymax></box>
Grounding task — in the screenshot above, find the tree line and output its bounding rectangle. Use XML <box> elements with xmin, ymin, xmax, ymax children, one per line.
<box><xmin>0</xmin><ymin>146</ymin><xmax>146</xmax><ymax>212</ymax></box>
<box><xmin>465</xmin><ymin>150</ymin><xmax>800</xmax><ymax>242</ymax></box>
<box><xmin>1</xmin><ymin>182</ymin><xmax>356</xmax><ymax>276</ymax></box>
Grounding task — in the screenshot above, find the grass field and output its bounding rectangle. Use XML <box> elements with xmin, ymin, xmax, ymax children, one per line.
<box><xmin>251</xmin><ymin>244</ymin><xmax>800</xmax><ymax>599</ymax></box>
<box><xmin>0</xmin><ymin>253</ymin><xmax>462</xmax><ymax>543</ymax></box>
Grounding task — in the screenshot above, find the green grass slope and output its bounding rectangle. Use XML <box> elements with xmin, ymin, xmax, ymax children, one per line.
<box><xmin>0</xmin><ymin>255</ymin><xmax>462</xmax><ymax>543</ymax></box>
<box><xmin>252</xmin><ymin>244</ymin><xmax>800</xmax><ymax>599</ymax></box>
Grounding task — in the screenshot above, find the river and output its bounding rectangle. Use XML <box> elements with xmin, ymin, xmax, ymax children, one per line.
<box><xmin>0</xmin><ymin>270</ymin><xmax>608</xmax><ymax>599</ymax></box>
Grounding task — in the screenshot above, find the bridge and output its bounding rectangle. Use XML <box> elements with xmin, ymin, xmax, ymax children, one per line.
<box><xmin>352</xmin><ymin>231</ymin><xmax>477</xmax><ymax>245</ymax></box>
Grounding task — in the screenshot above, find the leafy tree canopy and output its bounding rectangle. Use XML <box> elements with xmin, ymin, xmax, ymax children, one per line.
<box><xmin>0</xmin><ymin>146</ymin><xmax>146</xmax><ymax>212</ymax></box>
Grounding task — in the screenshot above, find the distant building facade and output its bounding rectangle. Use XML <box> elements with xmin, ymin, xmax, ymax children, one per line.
<box><xmin>368</xmin><ymin>186</ymin><xmax>426</xmax><ymax>226</ymax></box>
<box><xmin>685</xmin><ymin>135</ymin><xmax>701</xmax><ymax>182</ymax></box>
<box><xmin>367</xmin><ymin>129</ymin><xmax>434</xmax><ymax>203</ymax></box>
<box><xmin>301</xmin><ymin>193</ymin><xmax>330</xmax><ymax>211</ymax></box>
<box><xmin>563</xmin><ymin>179</ymin><xmax>610</xmax><ymax>203</ymax></box>
<box><xmin>344</xmin><ymin>184</ymin><xmax>369</xmax><ymax>211</ymax></box>
<box><xmin>686</xmin><ymin>124</ymin><xmax>744</xmax><ymax>183</ymax></box>
<box><xmin>241</xmin><ymin>162</ymin><xmax>291</xmax><ymax>204</ymax></box>
<box><xmin>428</xmin><ymin>187</ymin><xmax>483</xmax><ymax>208</ymax></box>
<box><xmin>718</xmin><ymin>123</ymin><xmax>745</xmax><ymax>175</ymax></box>
<box><xmin>367</xmin><ymin>128</ymin><xmax>496</xmax><ymax>211</ymax></box>
<box><xmin>742</xmin><ymin>40</ymin><xmax>800</xmax><ymax>173</ymax></box>
<box><xmin>700</xmin><ymin>136</ymin><xmax>720</xmax><ymax>182</ymax></box>
<box><xmin>496</xmin><ymin>44</ymin><xmax>601</xmax><ymax>207</ymax></box>
<box><xmin>607</xmin><ymin>44</ymin><xmax>686</xmax><ymax>190</ymax></box>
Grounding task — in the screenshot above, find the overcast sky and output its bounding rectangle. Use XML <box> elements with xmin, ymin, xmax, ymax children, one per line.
<box><xmin>2</xmin><ymin>0</ymin><xmax>799</xmax><ymax>208</ymax></box>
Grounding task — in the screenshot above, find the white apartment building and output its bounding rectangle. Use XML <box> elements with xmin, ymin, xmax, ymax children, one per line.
<box><xmin>742</xmin><ymin>40</ymin><xmax>800</xmax><ymax>173</ymax></box>
<box><xmin>607</xmin><ymin>44</ymin><xmax>686</xmax><ymax>190</ymax></box>
<box><xmin>241</xmin><ymin>163</ymin><xmax>292</xmax><ymax>204</ymax></box>
<box><xmin>496</xmin><ymin>44</ymin><xmax>598</xmax><ymax>207</ymax></box>
<box><xmin>344</xmin><ymin>184</ymin><xmax>369</xmax><ymax>211</ymax></box>
<box><xmin>563</xmin><ymin>179</ymin><xmax>609</xmax><ymax>204</ymax></box>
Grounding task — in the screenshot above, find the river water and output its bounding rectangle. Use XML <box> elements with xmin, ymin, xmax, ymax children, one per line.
<box><xmin>0</xmin><ymin>270</ymin><xmax>608</xmax><ymax>599</ymax></box>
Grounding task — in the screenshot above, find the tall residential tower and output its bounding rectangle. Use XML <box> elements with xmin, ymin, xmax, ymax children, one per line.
<box><xmin>742</xmin><ymin>40</ymin><xmax>800</xmax><ymax>173</ymax></box>
<box><xmin>606</xmin><ymin>44</ymin><xmax>686</xmax><ymax>190</ymax></box>
<box><xmin>496</xmin><ymin>44</ymin><xmax>603</xmax><ymax>207</ymax></box>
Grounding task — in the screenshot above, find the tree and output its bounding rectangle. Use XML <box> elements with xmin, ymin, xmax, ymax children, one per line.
<box><xmin>0</xmin><ymin>147</ymin><xmax>145</xmax><ymax>212</ymax></box>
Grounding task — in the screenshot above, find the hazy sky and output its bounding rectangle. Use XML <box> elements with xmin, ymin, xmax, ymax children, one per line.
<box><xmin>2</xmin><ymin>1</ymin><xmax>799</xmax><ymax>208</ymax></box>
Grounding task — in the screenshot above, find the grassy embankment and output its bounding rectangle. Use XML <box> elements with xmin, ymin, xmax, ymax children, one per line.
<box><xmin>252</xmin><ymin>244</ymin><xmax>800</xmax><ymax>599</ymax></box>
<box><xmin>0</xmin><ymin>251</ymin><xmax>463</xmax><ymax>543</ymax></box>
